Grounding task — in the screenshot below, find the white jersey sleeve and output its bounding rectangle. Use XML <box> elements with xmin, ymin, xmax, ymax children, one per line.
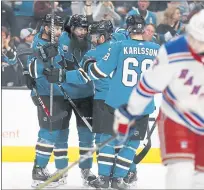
<box><xmin>127</xmin><ymin>35</ymin><xmax>204</xmax><ymax>135</ymax></box>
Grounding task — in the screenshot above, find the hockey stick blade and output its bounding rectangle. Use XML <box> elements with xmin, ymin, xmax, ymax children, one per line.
<box><xmin>49</xmin><ymin>111</ymin><xmax>68</xmax><ymax>122</ymax></box>
<box><xmin>133</xmin><ymin>121</ymin><xmax>156</xmax><ymax>164</ymax></box>
<box><xmin>36</xmin><ymin>135</ymin><xmax>116</xmax><ymax>190</ymax></box>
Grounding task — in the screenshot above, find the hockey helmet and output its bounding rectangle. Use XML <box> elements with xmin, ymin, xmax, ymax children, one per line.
<box><xmin>43</xmin><ymin>14</ymin><xmax>64</xmax><ymax>27</ymax></box>
<box><xmin>68</xmin><ymin>14</ymin><xmax>88</xmax><ymax>28</ymax></box>
<box><xmin>88</xmin><ymin>20</ymin><xmax>113</xmax><ymax>40</ymax></box>
<box><xmin>126</xmin><ymin>15</ymin><xmax>146</xmax><ymax>34</ymax></box>
<box><xmin>186</xmin><ymin>10</ymin><xmax>204</xmax><ymax>42</ymax></box>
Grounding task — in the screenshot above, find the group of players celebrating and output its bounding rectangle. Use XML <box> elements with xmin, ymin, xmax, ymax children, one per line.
<box><xmin>22</xmin><ymin>8</ymin><xmax>204</xmax><ymax>190</ymax></box>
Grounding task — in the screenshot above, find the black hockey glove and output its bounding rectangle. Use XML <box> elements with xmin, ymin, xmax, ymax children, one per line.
<box><xmin>82</xmin><ymin>56</ymin><xmax>96</xmax><ymax>72</ymax></box>
<box><xmin>43</xmin><ymin>68</ymin><xmax>66</xmax><ymax>83</ymax></box>
<box><xmin>23</xmin><ymin>70</ymin><xmax>36</xmax><ymax>90</ymax></box>
<box><xmin>63</xmin><ymin>55</ymin><xmax>79</xmax><ymax>71</ymax></box>
<box><xmin>39</xmin><ymin>42</ymin><xmax>58</xmax><ymax>62</ymax></box>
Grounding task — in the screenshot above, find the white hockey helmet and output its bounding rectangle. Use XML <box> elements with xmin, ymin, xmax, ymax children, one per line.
<box><xmin>186</xmin><ymin>10</ymin><xmax>204</xmax><ymax>42</ymax></box>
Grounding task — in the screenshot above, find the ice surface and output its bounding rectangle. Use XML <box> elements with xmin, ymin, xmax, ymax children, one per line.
<box><xmin>2</xmin><ymin>162</ymin><xmax>167</xmax><ymax>189</ymax></box>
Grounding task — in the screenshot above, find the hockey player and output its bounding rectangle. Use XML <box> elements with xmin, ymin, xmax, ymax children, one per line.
<box><xmin>113</xmin><ymin>10</ymin><xmax>204</xmax><ymax>189</ymax></box>
<box><xmin>52</xmin><ymin>20</ymin><xmax>114</xmax><ymax>148</ymax></box>
<box><xmin>43</xmin><ymin>20</ymin><xmax>114</xmax><ymax>185</ymax></box>
<box><xmin>44</xmin><ymin>14</ymin><xmax>96</xmax><ymax>184</ymax></box>
<box><xmin>28</xmin><ymin>14</ymin><xmax>71</xmax><ymax>188</ymax></box>
<box><xmin>80</xmin><ymin>15</ymin><xmax>160</xmax><ymax>189</ymax></box>
<box><xmin>77</xmin><ymin>20</ymin><xmax>114</xmax><ymax>149</ymax></box>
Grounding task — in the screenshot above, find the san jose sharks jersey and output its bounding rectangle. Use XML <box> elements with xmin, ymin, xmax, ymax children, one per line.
<box><xmin>58</xmin><ymin>31</ymin><xmax>94</xmax><ymax>99</ymax></box>
<box><xmin>111</xmin><ymin>30</ymin><xmax>130</xmax><ymax>42</ymax></box>
<box><xmin>28</xmin><ymin>32</ymin><xmax>65</xmax><ymax>96</ymax></box>
<box><xmin>87</xmin><ymin>39</ymin><xmax>160</xmax><ymax>113</ymax></box>
<box><xmin>2</xmin><ymin>52</ymin><xmax>17</xmax><ymax>65</ymax></box>
<box><xmin>127</xmin><ymin>36</ymin><xmax>204</xmax><ymax>135</ymax></box>
<box><xmin>127</xmin><ymin>8</ymin><xmax>157</xmax><ymax>25</ymax></box>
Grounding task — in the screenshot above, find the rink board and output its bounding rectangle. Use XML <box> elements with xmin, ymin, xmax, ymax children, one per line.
<box><xmin>2</xmin><ymin>146</ymin><xmax>161</xmax><ymax>162</ymax></box>
<box><xmin>2</xmin><ymin>90</ymin><xmax>162</xmax><ymax>162</ymax></box>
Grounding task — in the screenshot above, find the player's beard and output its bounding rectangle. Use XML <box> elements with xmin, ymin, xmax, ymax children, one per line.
<box><xmin>70</xmin><ymin>33</ymin><xmax>89</xmax><ymax>50</ymax></box>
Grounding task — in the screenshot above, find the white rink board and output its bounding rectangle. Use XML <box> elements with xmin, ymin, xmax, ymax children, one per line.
<box><xmin>2</xmin><ymin>89</ymin><xmax>162</xmax><ymax>148</ymax></box>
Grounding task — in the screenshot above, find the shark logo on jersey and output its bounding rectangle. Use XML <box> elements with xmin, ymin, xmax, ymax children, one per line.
<box><xmin>63</xmin><ymin>45</ymin><xmax>69</xmax><ymax>52</ymax></box>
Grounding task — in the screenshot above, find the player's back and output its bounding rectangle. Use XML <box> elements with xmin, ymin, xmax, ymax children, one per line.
<box><xmin>106</xmin><ymin>39</ymin><xmax>160</xmax><ymax>111</ymax></box>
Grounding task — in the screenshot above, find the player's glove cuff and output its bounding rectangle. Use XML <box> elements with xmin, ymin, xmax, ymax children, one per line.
<box><xmin>43</xmin><ymin>68</ymin><xmax>66</xmax><ymax>83</ymax></box>
<box><xmin>113</xmin><ymin>104</ymin><xmax>135</xmax><ymax>136</ymax></box>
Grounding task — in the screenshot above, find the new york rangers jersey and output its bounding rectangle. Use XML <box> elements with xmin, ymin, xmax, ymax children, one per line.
<box><xmin>127</xmin><ymin>36</ymin><xmax>204</xmax><ymax>135</ymax></box>
<box><xmin>87</xmin><ymin>39</ymin><xmax>160</xmax><ymax>113</ymax></box>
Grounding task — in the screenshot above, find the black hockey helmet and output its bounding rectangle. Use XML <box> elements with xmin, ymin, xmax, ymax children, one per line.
<box><xmin>88</xmin><ymin>20</ymin><xmax>113</xmax><ymax>40</ymax></box>
<box><xmin>126</xmin><ymin>15</ymin><xmax>146</xmax><ymax>34</ymax></box>
<box><xmin>43</xmin><ymin>14</ymin><xmax>64</xmax><ymax>27</ymax></box>
<box><xmin>68</xmin><ymin>14</ymin><xmax>88</xmax><ymax>28</ymax></box>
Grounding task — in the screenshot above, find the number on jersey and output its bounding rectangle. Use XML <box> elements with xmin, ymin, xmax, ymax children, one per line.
<box><xmin>122</xmin><ymin>57</ymin><xmax>153</xmax><ymax>87</ymax></box>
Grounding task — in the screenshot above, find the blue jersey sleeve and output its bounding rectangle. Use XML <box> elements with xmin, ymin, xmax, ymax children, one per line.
<box><xmin>87</xmin><ymin>42</ymin><xmax>121</xmax><ymax>80</ymax></box>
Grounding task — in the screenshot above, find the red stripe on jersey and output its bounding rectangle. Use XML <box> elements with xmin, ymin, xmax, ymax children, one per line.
<box><xmin>184</xmin><ymin>112</ymin><xmax>202</xmax><ymax>127</ymax></box>
<box><xmin>139</xmin><ymin>81</ymin><xmax>157</xmax><ymax>95</ymax></box>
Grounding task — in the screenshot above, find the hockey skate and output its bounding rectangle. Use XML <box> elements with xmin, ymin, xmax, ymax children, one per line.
<box><xmin>31</xmin><ymin>165</ymin><xmax>59</xmax><ymax>188</ymax></box>
<box><xmin>124</xmin><ymin>171</ymin><xmax>137</xmax><ymax>185</ymax></box>
<box><xmin>88</xmin><ymin>175</ymin><xmax>110</xmax><ymax>189</ymax></box>
<box><xmin>81</xmin><ymin>169</ymin><xmax>96</xmax><ymax>186</ymax></box>
<box><xmin>111</xmin><ymin>177</ymin><xmax>130</xmax><ymax>190</ymax></box>
<box><xmin>51</xmin><ymin>169</ymin><xmax>68</xmax><ymax>186</ymax></box>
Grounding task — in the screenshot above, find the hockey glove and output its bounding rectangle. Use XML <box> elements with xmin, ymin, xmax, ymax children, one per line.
<box><xmin>24</xmin><ymin>71</ymin><xmax>36</xmax><ymax>90</ymax></box>
<box><xmin>39</xmin><ymin>42</ymin><xmax>58</xmax><ymax>62</ymax></box>
<box><xmin>43</xmin><ymin>68</ymin><xmax>66</xmax><ymax>83</ymax></box>
<box><xmin>63</xmin><ymin>55</ymin><xmax>79</xmax><ymax>71</ymax></box>
<box><xmin>113</xmin><ymin>104</ymin><xmax>135</xmax><ymax>142</ymax></box>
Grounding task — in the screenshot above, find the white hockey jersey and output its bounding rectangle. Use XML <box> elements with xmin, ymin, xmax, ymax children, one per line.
<box><xmin>127</xmin><ymin>35</ymin><xmax>204</xmax><ymax>135</ymax></box>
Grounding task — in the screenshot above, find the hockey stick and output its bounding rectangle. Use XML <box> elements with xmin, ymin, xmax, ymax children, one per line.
<box><xmin>49</xmin><ymin>2</ymin><xmax>55</xmax><ymax>132</ymax></box>
<box><xmin>57</xmin><ymin>83</ymin><xmax>93</xmax><ymax>132</ymax></box>
<box><xmin>36</xmin><ymin>135</ymin><xmax>116</xmax><ymax>190</ymax></box>
<box><xmin>16</xmin><ymin>49</ymin><xmax>68</xmax><ymax>123</ymax></box>
<box><xmin>133</xmin><ymin>119</ymin><xmax>157</xmax><ymax>164</ymax></box>
<box><xmin>32</xmin><ymin>88</ymin><xmax>68</xmax><ymax>123</ymax></box>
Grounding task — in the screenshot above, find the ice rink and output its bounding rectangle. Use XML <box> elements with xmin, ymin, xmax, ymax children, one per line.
<box><xmin>2</xmin><ymin>162</ymin><xmax>167</xmax><ymax>189</ymax></box>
